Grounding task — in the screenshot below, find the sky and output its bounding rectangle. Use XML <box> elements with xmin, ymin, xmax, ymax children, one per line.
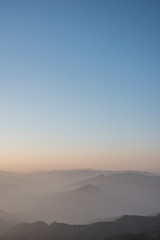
<box><xmin>0</xmin><ymin>0</ymin><xmax>160</xmax><ymax>173</ymax></box>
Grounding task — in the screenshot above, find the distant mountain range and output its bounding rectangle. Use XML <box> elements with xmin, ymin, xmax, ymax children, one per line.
<box><xmin>0</xmin><ymin>169</ymin><xmax>160</xmax><ymax>223</ymax></box>
<box><xmin>0</xmin><ymin>169</ymin><xmax>160</xmax><ymax>238</ymax></box>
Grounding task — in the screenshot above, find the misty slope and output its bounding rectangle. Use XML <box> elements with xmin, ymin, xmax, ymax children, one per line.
<box><xmin>0</xmin><ymin>170</ymin><xmax>160</xmax><ymax>224</ymax></box>
<box><xmin>0</xmin><ymin>209</ymin><xmax>37</xmax><ymax>235</ymax></box>
<box><xmin>0</xmin><ymin>218</ymin><xmax>18</xmax><ymax>235</ymax></box>
<box><xmin>0</xmin><ymin>169</ymin><xmax>101</xmax><ymax>215</ymax></box>
<box><xmin>0</xmin><ymin>210</ymin><xmax>21</xmax><ymax>235</ymax></box>
<box><xmin>3</xmin><ymin>214</ymin><xmax>160</xmax><ymax>240</ymax></box>
<box><xmin>72</xmin><ymin>172</ymin><xmax>160</xmax><ymax>189</ymax></box>
<box><xmin>28</xmin><ymin>172</ymin><xmax>160</xmax><ymax>223</ymax></box>
<box><xmin>0</xmin><ymin>209</ymin><xmax>35</xmax><ymax>223</ymax></box>
<box><xmin>6</xmin><ymin>221</ymin><xmax>48</xmax><ymax>239</ymax></box>
<box><xmin>29</xmin><ymin>184</ymin><xmax>112</xmax><ymax>223</ymax></box>
<box><xmin>29</xmin><ymin>183</ymin><xmax>130</xmax><ymax>223</ymax></box>
<box><xmin>71</xmin><ymin>173</ymin><xmax>160</xmax><ymax>215</ymax></box>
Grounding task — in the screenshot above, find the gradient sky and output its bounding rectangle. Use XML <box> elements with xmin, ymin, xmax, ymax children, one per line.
<box><xmin>0</xmin><ymin>0</ymin><xmax>160</xmax><ymax>172</ymax></box>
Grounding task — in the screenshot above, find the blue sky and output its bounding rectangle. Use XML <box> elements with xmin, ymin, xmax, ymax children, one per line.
<box><xmin>0</xmin><ymin>0</ymin><xmax>160</xmax><ymax>172</ymax></box>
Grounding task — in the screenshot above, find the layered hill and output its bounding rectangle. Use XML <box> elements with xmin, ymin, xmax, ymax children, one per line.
<box><xmin>0</xmin><ymin>170</ymin><xmax>160</xmax><ymax>224</ymax></box>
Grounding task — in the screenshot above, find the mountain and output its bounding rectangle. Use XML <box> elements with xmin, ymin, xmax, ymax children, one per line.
<box><xmin>0</xmin><ymin>218</ymin><xmax>18</xmax><ymax>235</ymax></box>
<box><xmin>71</xmin><ymin>184</ymin><xmax>103</xmax><ymax>194</ymax></box>
<box><xmin>3</xmin><ymin>214</ymin><xmax>160</xmax><ymax>240</ymax></box>
<box><xmin>0</xmin><ymin>210</ymin><xmax>20</xmax><ymax>235</ymax></box>
<box><xmin>28</xmin><ymin>183</ymin><xmax>110</xmax><ymax>223</ymax></box>
<box><xmin>105</xmin><ymin>231</ymin><xmax>160</xmax><ymax>240</ymax></box>
<box><xmin>6</xmin><ymin>221</ymin><xmax>48</xmax><ymax>239</ymax></box>
<box><xmin>0</xmin><ymin>170</ymin><xmax>160</xmax><ymax>224</ymax></box>
<box><xmin>72</xmin><ymin>172</ymin><xmax>160</xmax><ymax>187</ymax></box>
<box><xmin>0</xmin><ymin>209</ymin><xmax>35</xmax><ymax>222</ymax></box>
<box><xmin>29</xmin><ymin>172</ymin><xmax>160</xmax><ymax>223</ymax></box>
<box><xmin>0</xmin><ymin>209</ymin><xmax>36</xmax><ymax>235</ymax></box>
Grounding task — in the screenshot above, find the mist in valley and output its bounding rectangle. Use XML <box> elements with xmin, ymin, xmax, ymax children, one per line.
<box><xmin>0</xmin><ymin>0</ymin><xmax>160</xmax><ymax>238</ymax></box>
<box><xmin>1</xmin><ymin>169</ymin><xmax>160</xmax><ymax>225</ymax></box>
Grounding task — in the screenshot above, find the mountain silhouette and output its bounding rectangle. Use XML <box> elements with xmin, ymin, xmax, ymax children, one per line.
<box><xmin>2</xmin><ymin>214</ymin><xmax>160</xmax><ymax>240</ymax></box>
<box><xmin>1</xmin><ymin>170</ymin><xmax>160</xmax><ymax>224</ymax></box>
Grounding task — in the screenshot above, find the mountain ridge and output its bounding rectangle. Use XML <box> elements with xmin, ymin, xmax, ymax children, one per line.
<box><xmin>2</xmin><ymin>214</ymin><xmax>160</xmax><ymax>240</ymax></box>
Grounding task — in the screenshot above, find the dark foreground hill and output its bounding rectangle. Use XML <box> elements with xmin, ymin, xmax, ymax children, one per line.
<box><xmin>1</xmin><ymin>214</ymin><xmax>160</xmax><ymax>240</ymax></box>
<box><xmin>105</xmin><ymin>231</ymin><xmax>160</xmax><ymax>240</ymax></box>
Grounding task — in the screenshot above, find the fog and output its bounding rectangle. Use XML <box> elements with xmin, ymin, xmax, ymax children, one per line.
<box><xmin>0</xmin><ymin>169</ymin><xmax>160</xmax><ymax>225</ymax></box>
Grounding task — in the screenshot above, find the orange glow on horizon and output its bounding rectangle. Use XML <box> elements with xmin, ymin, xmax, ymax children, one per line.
<box><xmin>0</xmin><ymin>148</ymin><xmax>159</xmax><ymax>173</ymax></box>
